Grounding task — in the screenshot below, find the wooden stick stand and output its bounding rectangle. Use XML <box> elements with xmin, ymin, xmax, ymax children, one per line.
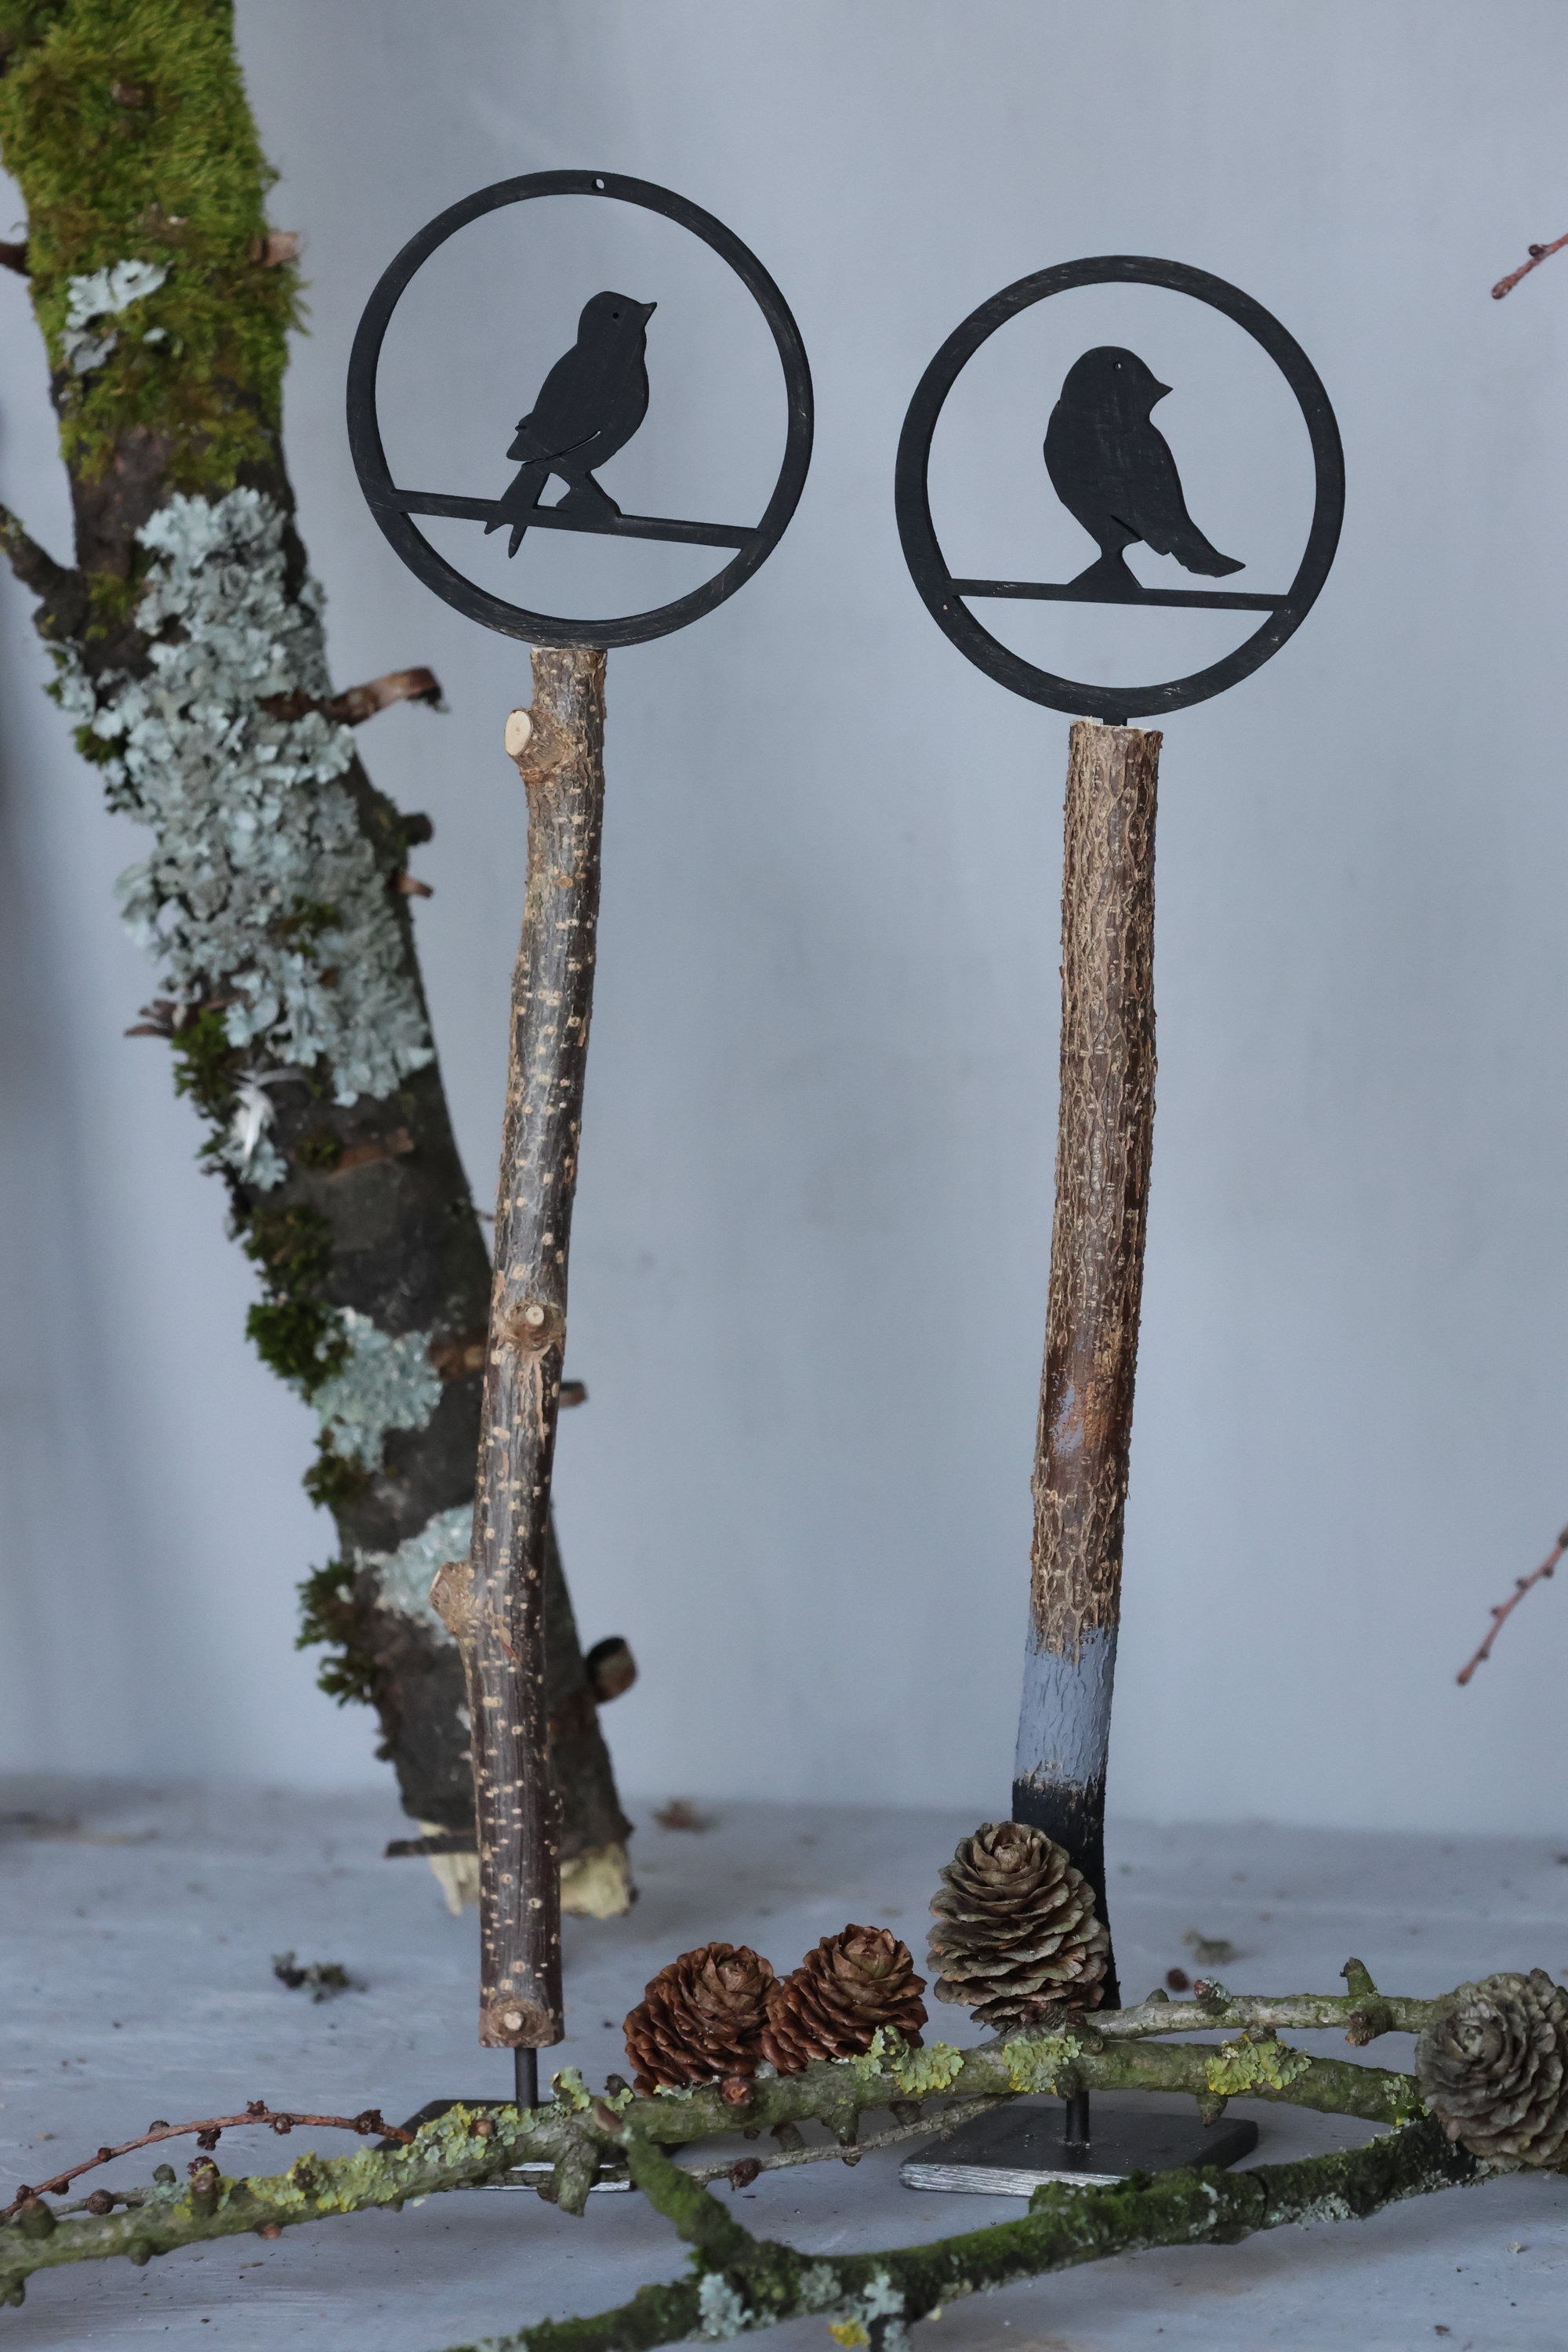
<box><xmin>913</xmin><ymin>719</ymin><xmax>1254</xmax><ymax>2191</ymax></box>
<box><xmin>433</xmin><ymin>645</ymin><xmax>608</xmax><ymax>2089</ymax></box>
<box><xmin>1011</xmin><ymin>718</ymin><xmax>1160</xmax><ymax>2009</ymax></box>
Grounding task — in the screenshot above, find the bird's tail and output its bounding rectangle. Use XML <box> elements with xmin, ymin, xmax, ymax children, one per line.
<box><xmin>485</xmin><ymin>462</ymin><xmax>548</xmax><ymax>557</ymax></box>
<box><xmin>1181</xmin><ymin>532</ymin><xmax>1244</xmax><ymax>579</ymax></box>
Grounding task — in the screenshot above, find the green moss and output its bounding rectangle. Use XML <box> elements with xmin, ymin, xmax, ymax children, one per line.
<box><xmin>240</xmin><ymin>1200</ymin><xmax>345</xmax><ymax>1392</ymax></box>
<box><xmin>274</xmin><ymin>898</ymin><xmax>341</xmax><ymax>959</ymax></box>
<box><xmin>84</xmin><ymin>561</ymin><xmax>148</xmax><ymax>636</ymax></box>
<box><xmin>0</xmin><ymin>0</ymin><xmax>302</xmax><ymax>490</ymax></box>
<box><xmin>295</xmin><ymin>1555</ymin><xmax>376</xmax><ymax>1707</ymax></box>
<box><xmin>169</xmin><ymin>1003</ymin><xmax>239</xmax><ymax>1121</ymax></box>
<box><xmin>71</xmin><ymin>720</ymin><xmax>119</xmax><ymax>765</ymax></box>
<box><xmin>301</xmin><ymin>1428</ymin><xmax>368</xmax><ymax>1512</ymax></box>
<box><xmin>294</xmin><ymin>1126</ymin><xmax>343</xmax><ymax>1171</ymax></box>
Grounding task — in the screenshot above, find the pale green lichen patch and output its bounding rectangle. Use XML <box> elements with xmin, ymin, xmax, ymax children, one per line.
<box><xmin>843</xmin><ymin>2027</ymin><xmax>963</xmax><ymax>2096</ymax></box>
<box><xmin>62</xmin><ymin>254</ymin><xmax>169</xmax><ymax>372</ymax></box>
<box><xmin>887</xmin><ymin>2042</ymin><xmax>964</xmax><ymax>2096</ymax></box>
<box><xmin>55</xmin><ymin>489</ymin><xmax>433</xmax><ymax>1123</ymax></box>
<box><xmin>365</xmin><ymin>1501</ymin><xmax>473</xmax><ymax>1640</ymax></box>
<box><xmin>1204</xmin><ymin>2038</ymin><xmax>1312</xmax><ymax>2096</ymax></box>
<box><xmin>1003</xmin><ymin>2033</ymin><xmax>1083</xmax><ymax>2095</ymax></box>
<box><xmin>551</xmin><ymin>2069</ymin><xmax>591</xmax><ymax>2113</ymax></box>
<box><xmin>697</xmin><ymin>2271</ymin><xmax>750</xmax><ymax>2339</ymax></box>
<box><xmin>797</xmin><ymin>2264</ymin><xmax>843</xmax><ymax>2313</ymax></box>
<box><xmin>311</xmin><ymin>1308</ymin><xmax>442</xmax><ymax>1467</ymax></box>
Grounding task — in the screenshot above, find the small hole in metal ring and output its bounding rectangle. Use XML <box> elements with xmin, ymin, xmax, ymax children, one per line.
<box><xmin>594</xmin><ymin>177</ymin><xmax>605</xmax><ymax>190</ymax></box>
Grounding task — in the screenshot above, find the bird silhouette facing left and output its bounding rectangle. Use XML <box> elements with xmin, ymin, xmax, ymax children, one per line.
<box><xmin>485</xmin><ymin>290</ymin><xmax>656</xmax><ymax>557</ymax></box>
<box><xmin>1044</xmin><ymin>346</ymin><xmax>1243</xmax><ymax>596</ymax></box>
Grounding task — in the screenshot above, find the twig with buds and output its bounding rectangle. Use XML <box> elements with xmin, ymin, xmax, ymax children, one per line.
<box><xmin>1492</xmin><ymin>233</ymin><xmax>1568</xmax><ymax>299</ymax></box>
<box><xmin>1455</xmin><ymin>1524</ymin><xmax>1568</xmax><ymax>1684</ymax></box>
<box><xmin>2</xmin><ymin>2101</ymin><xmax>409</xmax><ymax>2226</ymax></box>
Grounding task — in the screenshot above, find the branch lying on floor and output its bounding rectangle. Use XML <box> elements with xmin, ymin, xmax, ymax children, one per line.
<box><xmin>0</xmin><ymin>1965</ymin><xmax>1434</xmax><ymax>2306</ymax></box>
<box><xmin>681</xmin><ymin>2096</ymin><xmax>1009</xmax><ymax>2187</ymax></box>
<box><xmin>0</xmin><ymin>2103</ymin><xmax>410</xmax><ymax>2227</ymax></box>
<box><xmin>1456</xmin><ymin>1524</ymin><xmax>1568</xmax><ymax>1684</ymax></box>
<box><xmin>517</xmin><ymin>2113</ymin><xmax>1483</xmax><ymax>2352</ymax></box>
<box><xmin>1493</xmin><ymin>232</ymin><xmax>1568</xmax><ymax>299</ymax></box>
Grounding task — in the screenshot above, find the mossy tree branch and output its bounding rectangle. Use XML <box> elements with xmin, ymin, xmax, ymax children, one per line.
<box><xmin>0</xmin><ymin>0</ymin><xmax>631</xmax><ymax>1875</ymax></box>
<box><xmin>582</xmin><ymin>2116</ymin><xmax>1483</xmax><ymax>2352</ymax></box>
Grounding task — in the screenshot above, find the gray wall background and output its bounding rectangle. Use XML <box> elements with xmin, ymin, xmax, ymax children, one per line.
<box><xmin>2</xmin><ymin>1</ymin><xmax>1566</xmax><ymax>1835</ymax></box>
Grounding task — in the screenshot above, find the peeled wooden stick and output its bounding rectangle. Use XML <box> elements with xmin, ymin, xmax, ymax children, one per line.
<box><xmin>1013</xmin><ymin>720</ymin><xmax>1160</xmax><ymax>2005</ymax></box>
<box><xmin>432</xmin><ymin>649</ymin><xmax>608</xmax><ymax>2052</ymax></box>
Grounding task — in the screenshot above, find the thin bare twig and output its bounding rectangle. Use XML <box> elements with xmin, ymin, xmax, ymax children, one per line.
<box><xmin>1456</xmin><ymin>1525</ymin><xmax>1568</xmax><ymax>1684</ymax></box>
<box><xmin>1492</xmin><ymin>233</ymin><xmax>1568</xmax><ymax>299</ymax></box>
<box><xmin>2</xmin><ymin>2100</ymin><xmax>410</xmax><ymax>2223</ymax></box>
<box><xmin>680</xmin><ymin>2095</ymin><xmax>1008</xmax><ymax>2186</ymax></box>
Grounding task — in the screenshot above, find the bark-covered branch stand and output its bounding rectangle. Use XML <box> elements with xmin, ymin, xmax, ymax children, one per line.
<box><xmin>346</xmin><ymin>171</ymin><xmax>814</xmax><ymax>2108</ymax></box>
<box><xmin>895</xmin><ymin>254</ymin><xmax>1345</xmax><ymax>2187</ymax></box>
<box><xmin>11</xmin><ymin>177</ymin><xmax>1568</xmax><ymax>2345</ymax></box>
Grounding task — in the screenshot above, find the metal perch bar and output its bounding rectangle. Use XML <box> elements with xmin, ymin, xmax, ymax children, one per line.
<box><xmin>379</xmin><ymin>488</ymin><xmax>756</xmax><ymax>550</ymax></box>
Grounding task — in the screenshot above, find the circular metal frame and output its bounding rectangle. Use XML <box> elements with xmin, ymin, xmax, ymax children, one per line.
<box><xmin>348</xmin><ymin>171</ymin><xmax>814</xmax><ymax>648</ymax></box>
<box><xmin>894</xmin><ymin>256</ymin><xmax>1344</xmax><ymax>720</ymax></box>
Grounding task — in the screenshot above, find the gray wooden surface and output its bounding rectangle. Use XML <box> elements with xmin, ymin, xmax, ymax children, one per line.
<box><xmin>2</xmin><ymin>1781</ymin><xmax>1565</xmax><ymax>2347</ymax></box>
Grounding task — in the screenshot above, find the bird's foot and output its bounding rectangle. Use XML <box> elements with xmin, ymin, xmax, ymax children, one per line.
<box><xmin>556</xmin><ymin>477</ymin><xmax>622</xmax><ymax>519</ymax></box>
<box><xmin>1065</xmin><ymin>550</ymin><xmax>1145</xmax><ymax>602</ymax></box>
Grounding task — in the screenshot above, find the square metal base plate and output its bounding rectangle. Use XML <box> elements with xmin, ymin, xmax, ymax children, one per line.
<box><xmin>901</xmin><ymin>2097</ymin><xmax>1260</xmax><ymax>2194</ymax></box>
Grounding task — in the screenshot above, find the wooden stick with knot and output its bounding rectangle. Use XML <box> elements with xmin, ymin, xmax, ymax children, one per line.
<box><xmin>431</xmin><ymin>649</ymin><xmax>608</xmax><ymax>2054</ymax></box>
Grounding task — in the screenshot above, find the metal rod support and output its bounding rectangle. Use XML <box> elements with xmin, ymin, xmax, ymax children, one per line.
<box><xmin>515</xmin><ymin>2046</ymin><xmax>539</xmax><ymax>2114</ymax></box>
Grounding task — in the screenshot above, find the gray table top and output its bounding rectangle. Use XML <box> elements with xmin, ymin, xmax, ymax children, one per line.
<box><xmin>2</xmin><ymin>1778</ymin><xmax>1565</xmax><ymax>2349</ymax></box>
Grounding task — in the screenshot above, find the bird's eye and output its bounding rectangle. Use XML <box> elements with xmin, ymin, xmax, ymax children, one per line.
<box><xmin>612</xmin><ymin>310</ymin><xmax>620</xmax><ymax>318</ymax></box>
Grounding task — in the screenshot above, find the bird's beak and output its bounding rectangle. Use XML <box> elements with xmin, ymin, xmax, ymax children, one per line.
<box><xmin>640</xmin><ymin>301</ymin><xmax>657</xmax><ymax>320</ymax></box>
<box><xmin>1153</xmin><ymin>382</ymin><xmax>1172</xmax><ymax>402</ymax></box>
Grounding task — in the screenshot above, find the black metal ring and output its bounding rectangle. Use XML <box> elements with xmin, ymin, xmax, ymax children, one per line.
<box><xmin>894</xmin><ymin>256</ymin><xmax>1344</xmax><ymax>720</ymax></box>
<box><xmin>347</xmin><ymin>171</ymin><xmax>813</xmax><ymax>649</ymax></box>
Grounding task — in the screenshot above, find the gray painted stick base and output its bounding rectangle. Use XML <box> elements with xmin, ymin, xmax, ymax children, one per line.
<box><xmin>901</xmin><ymin>2096</ymin><xmax>1259</xmax><ymax>2194</ymax></box>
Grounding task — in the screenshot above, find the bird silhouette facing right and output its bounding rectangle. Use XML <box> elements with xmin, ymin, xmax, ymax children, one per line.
<box><xmin>485</xmin><ymin>290</ymin><xmax>657</xmax><ymax>557</ymax></box>
<box><xmin>1044</xmin><ymin>346</ymin><xmax>1243</xmax><ymax>596</ymax></box>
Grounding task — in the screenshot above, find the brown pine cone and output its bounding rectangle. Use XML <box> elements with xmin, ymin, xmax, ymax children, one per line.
<box><xmin>623</xmin><ymin>1943</ymin><xmax>775</xmax><ymax>2096</ymax></box>
<box><xmin>1416</xmin><ymin>1970</ymin><xmax>1568</xmax><ymax>2165</ymax></box>
<box><xmin>927</xmin><ymin>1820</ymin><xmax>1109</xmax><ymax>2027</ymax></box>
<box><xmin>760</xmin><ymin>1926</ymin><xmax>927</xmax><ymax>2073</ymax></box>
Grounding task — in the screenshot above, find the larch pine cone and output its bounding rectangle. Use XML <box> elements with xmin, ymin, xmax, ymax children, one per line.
<box><xmin>760</xmin><ymin>1925</ymin><xmax>927</xmax><ymax>2072</ymax></box>
<box><xmin>1415</xmin><ymin>1969</ymin><xmax>1568</xmax><ymax>2166</ymax></box>
<box><xmin>623</xmin><ymin>1943</ymin><xmax>775</xmax><ymax>2096</ymax></box>
<box><xmin>927</xmin><ymin>1820</ymin><xmax>1109</xmax><ymax>2027</ymax></box>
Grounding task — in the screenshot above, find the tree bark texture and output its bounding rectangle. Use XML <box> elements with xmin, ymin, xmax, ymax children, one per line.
<box><xmin>0</xmin><ymin>0</ymin><xmax>630</xmax><ymax>1883</ymax></box>
<box><xmin>1012</xmin><ymin>720</ymin><xmax>1160</xmax><ymax>2004</ymax></box>
<box><xmin>433</xmin><ymin>649</ymin><xmax>607</xmax><ymax>2050</ymax></box>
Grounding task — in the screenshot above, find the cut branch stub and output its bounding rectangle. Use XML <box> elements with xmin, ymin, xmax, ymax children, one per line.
<box><xmin>446</xmin><ymin>647</ymin><xmax>608</xmax><ymax>2050</ymax></box>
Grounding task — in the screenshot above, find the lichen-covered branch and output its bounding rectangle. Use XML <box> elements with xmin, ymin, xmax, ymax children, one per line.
<box><xmin>0</xmin><ymin>1989</ymin><xmax>1438</xmax><ymax>2306</ymax></box>
<box><xmin>0</xmin><ymin>0</ymin><xmax>630</xmax><ymax>1881</ymax></box>
<box><xmin>560</xmin><ymin>2114</ymin><xmax>1482</xmax><ymax>2352</ymax></box>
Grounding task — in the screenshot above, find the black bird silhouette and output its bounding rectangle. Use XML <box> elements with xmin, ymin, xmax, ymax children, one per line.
<box><xmin>1044</xmin><ymin>346</ymin><xmax>1243</xmax><ymax>596</ymax></box>
<box><xmin>485</xmin><ymin>290</ymin><xmax>656</xmax><ymax>557</ymax></box>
